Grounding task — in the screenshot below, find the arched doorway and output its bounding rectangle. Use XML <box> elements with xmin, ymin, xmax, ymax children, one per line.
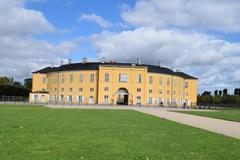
<box><xmin>117</xmin><ymin>88</ymin><xmax>128</xmax><ymax>105</ymax></box>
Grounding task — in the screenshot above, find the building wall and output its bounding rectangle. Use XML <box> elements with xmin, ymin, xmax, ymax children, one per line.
<box><xmin>97</xmin><ymin>66</ymin><xmax>148</xmax><ymax>105</ymax></box>
<box><xmin>32</xmin><ymin>73</ymin><xmax>47</xmax><ymax>92</ymax></box>
<box><xmin>30</xmin><ymin>66</ymin><xmax>197</xmax><ymax>107</ymax></box>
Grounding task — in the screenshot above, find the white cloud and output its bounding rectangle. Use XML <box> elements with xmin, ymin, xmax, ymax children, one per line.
<box><xmin>92</xmin><ymin>28</ymin><xmax>239</xmax><ymax>67</ymax></box>
<box><xmin>78</xmin><ymin>13</ymin><xmax>112</xmax><ymax>29</ymax></box>
<box><xmin>0</xmin><ymin>0</ymin><xmax>79</xmax><ymax>81</ymax></box>
<box><xmin>91</xmin><ymin>27</ymin><xmax>240</xmax><ymax>93</ymax></box>
<box><xmin>0</xmin><ymin>0</ymin><xmax>53</xmax><ymax>36</ymax></box>
<box><xmin>121</xmin><ymin>0</ymin><xmax>240</xmax><ymax>32</ymax></box>
<box><xmin>0</xmin><ymin>35</ymin><xmax>80</xmax><ymax>80</ymax></box>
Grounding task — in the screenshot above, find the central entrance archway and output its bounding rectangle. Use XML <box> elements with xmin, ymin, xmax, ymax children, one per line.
<box><xmin>117</xmin><ymin>88</ymin><xmax>128</xmax><ymax>105</ymax></box>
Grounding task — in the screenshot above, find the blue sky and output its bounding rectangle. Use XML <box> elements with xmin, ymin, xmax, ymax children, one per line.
<box><xmin>26</xmin><ymin>0</ymin><xmax>135</xmax><ymax>59</ymax></box>
<box><xmin>0</xmin><ymin>0</ymin><xmax>240</xmax><ymax>94</ymax></box>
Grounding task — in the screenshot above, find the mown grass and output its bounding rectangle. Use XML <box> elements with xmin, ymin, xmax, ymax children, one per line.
<box><xmin>174</xmin><ymin>109</ymin><xmax>240</xmax><ymax>122</ymax></box>
<box><xmin>0</xmin><ymin>105</ymin><xmax>240</xmax><ymax>160</ymax></box>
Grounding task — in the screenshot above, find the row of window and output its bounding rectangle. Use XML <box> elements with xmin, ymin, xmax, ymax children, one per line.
<box><xmin>48</xmin><ymin>87</ymin><xmax>188</xmax><ymax>96</ymax></box>
<box><xmin>43</xmin><ymin>74</ymin><xmax>189</xmax><ymax>88</ymax></box>
<box><xmin>147</xmin><ymin>98</ymin><xmax>189</xmax><ymax>104</ymax></box>
<box><xmin>49</xmin><ymin>95</ymin><xmax>189</xmax><ymax>105</ymax></box>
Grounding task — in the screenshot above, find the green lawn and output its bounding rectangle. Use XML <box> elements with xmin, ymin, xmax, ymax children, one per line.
<box><xmin>0</xmin><ymin>105</ymin><xmax>240</xmax><ymax>160</ymax></box>
<box><xmin>174</xmin><ymin>109</ymin><xmax>240</xmax><ymax>122</ymax></box>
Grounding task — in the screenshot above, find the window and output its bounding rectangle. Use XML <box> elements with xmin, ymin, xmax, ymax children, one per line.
<box><xmin>148</xmin><ymin>97</ymin><xmax>153</xmax><ymax>104</ymax></box>
<box><xmin>69</xmin><ymin>88</ymin><xmax>73</xmax><ymax>92</ymax></box>
<box><xmin>104</xmin><ymin>73</ymin><xmax>109</xmax><ymax>82</ymax></box>
<box><xmin>104</xmin><ymin>95</ymin><xmax>109</xmax><ymax>103</ymax></box>
<box><xmin>79</xmin><ymin>88</ymin><xmax>83</xmax><ymax>92</ymax></box>
<box><xmin>174</xmin><ymin>79</ymin><xmax>176</xmax><ymax>87</ymax></box>
<box><xmin>149</xmin><ymin>89</ymin><xmax>152</xmax><ymax>94</ymax></box>
<box><xmin>61</xmin><ymin>74</ymin><xmax>64</xmax><ymax>83</ymax></box>
<box><xmin>42</xmin><ymin>89</ymin><xmax>46</xmax><ymax>92</ymax></box>
<box><xmin>167</xmin><ymin>78</ymin><xmax>170</xmax><ymax>86</ymax></box>
<box><xmin>54</xmin><ymin>88</ymin><xmax>57</xmax><ymax>92</ymax></box>
<box><xmin>167</xmin><ymin>98</ymin><xmax>170</xmax><ymax>104</ymax></box>
<box><xmin>69</xmin><ymin>95</ymin><xmax>72</xmax><ymax>102</ymax></box>
<box><xmin>79</xmin><ymin>73</ymin><xmax>83</xmax><ymax>83</ymax></box>
<box><xmin>137</xmin><ymin>74</ymin><xmax>142</xmax><ymax>83</ymax></box>
<box><xmin>136</xmin><ymin>96</ymin><xmax>141</xmax><ymax>104</ymax></box>
<box><xmin>104</xmin><ymin>87</ymin><xmax>109</xmax><ymax>91</ymax></box>
<box><xmin>149</xmin><ymin>76</ymin><xmax>153</xmax><ymax>84</ymax></box>
<box><xmin>69</xmin><ymin>74</ymin><xmax>73</xmax><ymax>83</ymax></box>
<box><xmin>167</xmin><ymin>90</ymin><xmax>170</xmax><ymax>95</ymax></box>
<box><xmin>61</xmin><ymin>88</ymin><xmax>64</xmax><ymax>92</ymax></box>
<box><xmin>60</xmin><ymin>95</ymin><xmax>64</xmax><ymax>102</ymax></box>
<box><xmin>90</xmin><ymin>88</ymin><xmax>94</xmax><ymax>92</ymax></box>
<box><xmin>185</xmin><ymin>82</ymin><xmax>188</xmax><ymax>88</ymax></box>
<box><xmin>89</xmin><ymin>96</ymin><xmax>94</xmax><ymax>104</ymax></box>
<box><xmin>173</xmin><ymin>99</ymin><xmax>176</xmax><ymax>105</ymax></box>
<box><xmin>90</xmin><ymin>73</ymin><xmax>94</xmax><ymax>82</ymax></box>
<box><xmin>159</xmin><ymin>98</ymin><xmax>163</xmax><ymax>103</ymax></box>
<box><xmin>79</xmin><ymin>96</ymin><xmax>83</xmax><ymax>103</ymax></box>
<box><xmin>159</xmin><ymin>89</ymin><xmax>162</xmax><ymax>94</ymax></box>
<box><xmin>34</xmin><ymin>95</ymin><xmax>38</xmax><ymax>101</ymax></box>
<box><xmin>137</xmin><ymin>88</ymin><xmax>141</xmax><ymax>92</ymax></box>
<box><xmin>185</xmin><ymin>92</ymin><xmax>188</xmax><ymax>96</ymax></box>
<box><xmin>119</xmin><ymin>74</ymin><xmax>128</xmax><ymax>83</ymax></box>
<box><xmin>174</xmin><ymin>90</ymin><xmax>176</xmax><ymax>95</ymax></box>
<box><xmin>42</xmin><ymin>77</ymin><xmax>47</xmax><ymax>84</ymax></box>
<box><xmin>159</xmin><ymin>77</ymin><xmax>162</xmax><ymax>86</ymax></box>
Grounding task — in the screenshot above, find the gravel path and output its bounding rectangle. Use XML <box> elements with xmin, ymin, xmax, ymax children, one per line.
<box><xmin>47</xmin><ymin>105</ymin><xmax>240</xmax><ymax>139</ymax></box>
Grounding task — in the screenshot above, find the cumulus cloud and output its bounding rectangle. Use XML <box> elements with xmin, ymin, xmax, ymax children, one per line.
<box><xmin>78</xmin><ymin>13</ymin><xmax>112</xmax><ymax>29</ymax></box>
<box><xmin>87</xmin><ymin>0</ymin><xmax>240</xmax><ymax>93</ymax></box>
<box><xmin>92</xmin><ymin>28</ymin><xmax>240</xmax><ymax>66</ymax></box>
<box><xmin>91</xmin><ymin>27</ymin><xmax>240</xmax><ymax>93</ymax></box>
<box><xmin>121</xmin><ymin>0</ymin><xmax>240</xmax><ymax>33</ymax></box>
<box><xmin>0</xmin><ymin>0</ymin><xmax>79</xmax><ymax>80</ymax></box>
<box><xmin>0</xmin><ymin>0</ymin><xmax>53</xmax><ymax>36</ymax></box>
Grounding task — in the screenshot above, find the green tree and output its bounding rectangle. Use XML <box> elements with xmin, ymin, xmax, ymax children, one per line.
<box><xmin>13</xmin><ymin>81</ymin><xmax>22</xmax><ymax>87</ymax></box>
<box><xmin>223</xmin><ymin>89</ymin><xmax>228</xmax><ymax>96</ymax></box>
<box><xmin>24</xmin><ymin>78</ymin><xmax>32</xmax><ymax>90</ymax></box>
<box><xmin>219</xmin><ymin>90</ymin><xmax>222</xmax><ymax>96</ymax></box>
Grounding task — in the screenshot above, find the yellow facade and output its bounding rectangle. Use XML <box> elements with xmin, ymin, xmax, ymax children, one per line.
<box><xmin>30</xmin><ymin>62</ymin><xmax>197</xmax><ymax>107</ymax></box>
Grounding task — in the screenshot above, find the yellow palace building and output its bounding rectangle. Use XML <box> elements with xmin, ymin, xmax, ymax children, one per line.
<box><xmin>29</xmin><ymin>59</ymin><xmax>197</xmax><ymax>107</ymax></box>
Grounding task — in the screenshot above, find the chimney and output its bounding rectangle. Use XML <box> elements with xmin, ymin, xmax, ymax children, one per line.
<box><xmin>68</xmin><ymin>59</ymin><xmax>72</xmax><ymax>64</ymax></box>
<box><xmin>82</xmin><ymin>57</ymin><xmax>87</xmax><ymax>63</ymax></box>
<box><xmin>137</xmin><ymin>58</ymin><xmax>141</xmax><ymax>65</ymax></box>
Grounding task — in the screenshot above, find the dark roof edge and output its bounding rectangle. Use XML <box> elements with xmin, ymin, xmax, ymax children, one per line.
<box><xmin>32</xmin><ymin>62</ymin><xmax>198</xmax><ymax>80</ymax></box>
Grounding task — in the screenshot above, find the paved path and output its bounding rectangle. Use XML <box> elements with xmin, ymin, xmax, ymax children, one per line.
<box><xmin>47</xmin><ymin>105</ymin><xmax>240</xmax><ymax>139</ymax></box>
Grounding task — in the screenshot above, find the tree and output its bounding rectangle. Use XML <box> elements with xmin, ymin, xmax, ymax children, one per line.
<box><xmin>0</xmin><ymin>77</ymin><xmax>11</xmax><ymax>85</ymax></box>
<box><xmin>13</xmin><ymin>81</ymin><xmax>22</xmax><ymax>88</ymax></box>
<box><xmin>234</xmin><ymin>88</ymin><xmax>240</xmax><ymax>96</ymax></box>
<box><xmin>223</xmin><ymin>89</ymin><xmax>228</xmax><ymax>96</ymax></box>
<box><xmin>219</xmin><ymin>90</ymin><xmax>222</xmax><ymax>96</ymax></box>
<box><xmin>24</xmin><ymin>78</ymin><xmax>32</xmax><ymax>90</ymax></box>
<box><xmin>213</xmin><ymin>96</ymin><xmax>222</xmax><ymax>104</ymax></box>
<box><xmin>214</xmin><ymin>90</ymin><xmax>218</xmax><ymax>96</ymax></box>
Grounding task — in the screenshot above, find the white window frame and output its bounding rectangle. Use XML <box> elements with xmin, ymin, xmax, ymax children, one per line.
<box><xmin>104</xmin><ymin>73</ymin><xmax>109</xmax><ymax>82</ymax></box>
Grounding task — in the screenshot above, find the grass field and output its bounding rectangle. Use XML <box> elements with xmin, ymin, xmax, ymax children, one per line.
<box><xmin>0</xmin><ymin>105</ymin><xmax>240</xmax><ymax>160</ymax></box>
<box><xmin>174</xmin><ymin>109</ymin><xmax>240</xmax><ymax>122</ymax></box>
